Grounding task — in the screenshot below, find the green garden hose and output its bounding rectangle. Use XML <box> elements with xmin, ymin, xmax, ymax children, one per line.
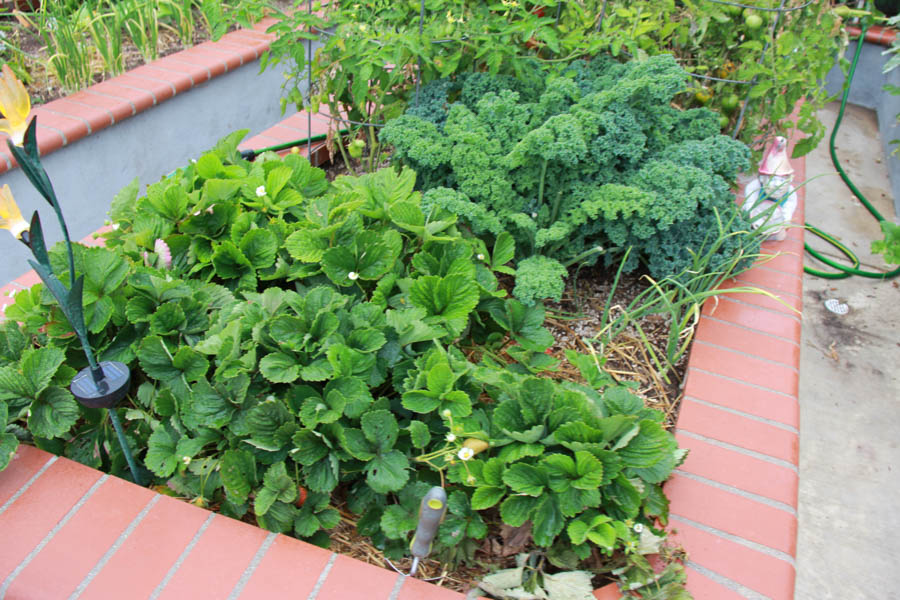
<box><xmin>239</xmin><ymin>128</ymin><xmax>350</xmax><ymax>160</ymax></box>
<box><xmin>804</xmin><ymin>18</ymin><xmax>900</xmax><ymax>279</ymax></box>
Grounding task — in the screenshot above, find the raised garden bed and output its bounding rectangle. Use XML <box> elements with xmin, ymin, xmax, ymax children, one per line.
<box><xmin>0</xmin><ymin>106</ymin><xmax>805</xmax><ymax>599</ymax></box>
<box><xmin>0</xmin><ymin>8</ymin><xmax>808</xmax><ymax>600</ymax></box>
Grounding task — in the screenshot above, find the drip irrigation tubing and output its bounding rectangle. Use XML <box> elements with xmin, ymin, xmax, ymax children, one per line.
<box><xmin>804</xmin><ymin>18</ymin><xmax>900</xmax><ymax>280</ymax></box>
<box><xmin>238</xmin><ymin>129</ymin><xmax>349</xmax><ymax>161</ymax></box>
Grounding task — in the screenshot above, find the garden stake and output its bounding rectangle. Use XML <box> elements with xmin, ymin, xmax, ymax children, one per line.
<box><xmin>384</xmin><ymin>486</ymin><xmax>447</xmax><ymax>578</ymax></box>
<box><xmin>409</xmin><ymin>486</ymin><xmax>447</xmax><ymax>576</ymax></box>
<box><xmin>5</xmin><ymin>117</ymin><xmax>143</xmax><ymax>486</ymax></box>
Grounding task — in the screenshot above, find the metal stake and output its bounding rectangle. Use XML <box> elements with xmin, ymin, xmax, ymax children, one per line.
<box><xmin>109</xmin><ymin>409</ymin><xmax>143</xmax><ymax>486</ymax></box>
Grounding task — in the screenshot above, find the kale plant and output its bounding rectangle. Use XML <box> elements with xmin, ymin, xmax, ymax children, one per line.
<box><xmin>382</xmin><ymin>55</ymin><xmax>758</xmax><ymax>304</ymax></box>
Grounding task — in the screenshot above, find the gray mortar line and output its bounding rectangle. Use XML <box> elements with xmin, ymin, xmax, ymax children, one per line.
<box><xmin>109</xmin><ymin>82</ymin><xmax>159</xmax><ymax>105</ymax></box>
<box><xmin>673</xmin><ymin>470</ymin><xmax>797</xmax><ymax>515</ymax></box>
<box><xmin>165</xmin><ymin>57</ymin><xmax>214</xmax><ymax>81</ymax></box>
<box><xmin>0</xmin><ymin>455</ymin><xmax>57</xmax><ymax>517</ymax></box>
<box><xmin>733</xmin><ymin>272</ymin><xmax>802</xmax><ymax>299</ymax></box>
<box><xmin>700</xmin><ymin>314</ymin><xmax>800</xmax><ymax>345</ymax></box>
<box><xmin>685</xmin><ymin>561</ymin><xmax>769</xmax><ymax>599</ymax></box>
<box><xmin>196</xmin><ymin>44</ymin><xmax>247</xmax><ymax>66</ymax></box>
<box><xmin>0</xmin><ymin>474</ymin><xmax>108</xmax><ymax>597</ymax></box>
<box><xmin>751</xmin><ymin>261</ymin><xmax>803</xmax><ymax>278</ymax></box>
<box><xmin>670</xmin><ymin>515</ymin><xmax>796</xmax><ymax>565</ymax></box>
<box><xmin>40</xmin><ymin>108</ymin><xmax>93</xmax><ymax>135</ymax></box>
<box><xmin>125</xmin><ymin>73</ymin><xmax>178</xmax><ymax>98</ymax></box>
<box><xmin>148</xmin><ymin>512</ymin><xmax>216</xmax><ymax>600</ymax></box>
<box><xmin>716</xmin><ymin>294</ymin><xmax>801</xmax><ymax>321</ymax></box>
<box><xmin>690</xmin><ymin>367</ymin><xmax>797</xmax><ymax>399</ymax></box>
<box><xmin>753</xmin><ymin>256</ymin><xmax>802</xmax><ymax>277</ymax></box>
<box><xmin>685</xmin><ymin>396</ymin><xmax>799</xmax><ymax>433</ymax></box>
<box><xmin>676</xmin><ymin>431</ymin><xmax>798</xmax><ymax>472</ymax></box>
<box><xmin>694</xmin><ymin>339</ymin><xmax>799</xmax><ymax>373</ymax></box>
<box><xmin>62</xmin><ymin>99</ymin><xmax>117</xmax><ymax>125</ymax></box>
<box><xmin>226</xmin><ymin>532</ymin><xmax>277</xmax><ymax>600</ymax></box>
<box><xmin>83</xmin><ymin>89</ymin><xmax>137</xmax><ymax>116</ymax></box>
<box><xmin>306</xmin><ymin>552</ymin><xmax>338</xmax><ymax>600</ymax></box>
<box><xmin>68</xmin><ymin>494</ymin><xmax>162</xmax><ymax>600</ymax></box>
<box><xmin>387</xmin><ymin>573</ymin><xmax>407</xmax><ymax>600</ymax></box>
<box><xmin>36</xmin><ymin>122</ymin><xmax>69</xmax><ymax>145</ymax></box>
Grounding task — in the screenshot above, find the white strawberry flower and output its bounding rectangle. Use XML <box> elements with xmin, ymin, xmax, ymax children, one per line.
<box><xmin>348</xmin><ymin>271</ymin><xmax>359</xmax><ymax>280</ymax></box>
<box><xmin>457</xmin><ymin>447</ymin><xmax>474</xmax><ymax>461</ymax></box>
<box><xmin>256</xmin><ymin>185</ymin><xmax>266</xmax><ymax>197</ymax></box>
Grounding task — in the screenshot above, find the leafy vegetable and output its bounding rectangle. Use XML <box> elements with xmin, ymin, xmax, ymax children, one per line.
<box><xmin>383</xmin><ymin>56</ymin><xmax>758</xmax><ymax>303</ymax></box>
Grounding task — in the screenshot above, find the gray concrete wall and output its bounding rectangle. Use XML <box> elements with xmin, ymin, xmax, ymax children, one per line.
<box><xmin>0</xmin><ymin>40</ymin><xmax>321</xmax><ymax>285</ymax></box>
<box><xmin>825</xmin><ymin>40</ymin><xmax>900</xmax><ymax>219</ymax></box>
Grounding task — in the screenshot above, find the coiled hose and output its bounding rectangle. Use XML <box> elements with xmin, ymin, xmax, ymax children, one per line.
<box><xmin>804</xmin><ymin>18</ymin><xmax>900</xmax><ymax>279</ymax></box>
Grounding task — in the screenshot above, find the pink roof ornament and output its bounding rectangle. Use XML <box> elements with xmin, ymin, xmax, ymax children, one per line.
<box><xmin>758</xmin><ymin>136</ymin><xmax>794</xmax><ymax>177</ymax></box>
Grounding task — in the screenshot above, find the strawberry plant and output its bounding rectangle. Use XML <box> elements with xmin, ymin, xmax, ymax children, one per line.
<box><xmin>0</xmin><ymin>130</ymin><xmax>685</xmax><ymax>592</ymax></box>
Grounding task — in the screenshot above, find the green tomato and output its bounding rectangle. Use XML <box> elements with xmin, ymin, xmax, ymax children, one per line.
<box><xmin>744</xmin><ymin>11</ymin><xmax>764</xmax><ymax>29</ymax></box>
<box><xmin>348</xmin><ymin>139</ymin><xmax>366</xmax><ymax>159</ymax></box>
<box><xmin>721</xmin><ymin>94</ymin><xmax>740</xmax><ymax>113</ymax></box>
<box><xmin>719</xmin><ymin>115</ymin><xmax>731</xmax><ymax>130</ymax></box>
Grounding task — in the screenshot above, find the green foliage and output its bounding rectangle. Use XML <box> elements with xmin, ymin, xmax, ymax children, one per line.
<box><xmin>0</xmin><ymin>131</ymin><xmax>683</xmax><ymax>584</ymax></box>
<box><xmin>12</xmin><ymin>0</ymin><xmax>272</xmax><ymax>94</ymax></box>
<box><xmin>587</xmin><ymin>0</ymin><xmax>844</xmax><ymax>157</ymax></box>
<box><xmin>263</xmin><ymin>0</ymin><xmax>607</xmax><ymax>169</ymax></box>
<box><xmin>384</xmin><ymin>56</ymin><xmax>759</xmax><ymax>303</ymax></box>
<box><xmin>871</xmin><ymin>221</ymin><xmax>900</xmax><ymax>265</ymax></box>
<box><xmin>263</xmin><ymin>0</ymin><xmax>843</xmax><ymax>175</ymax></box>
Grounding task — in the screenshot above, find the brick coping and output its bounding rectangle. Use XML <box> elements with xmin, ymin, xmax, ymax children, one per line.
<box><xmin>0</xmin><ymin>33</ymin><xmax>805</xmax><ymax>598</ymax></box>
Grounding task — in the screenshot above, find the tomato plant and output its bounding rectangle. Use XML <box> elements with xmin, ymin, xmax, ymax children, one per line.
<box><xmin>263</xmin><ymin>0</ymin><xmax>847</xmax><ymax>160</ymax></box>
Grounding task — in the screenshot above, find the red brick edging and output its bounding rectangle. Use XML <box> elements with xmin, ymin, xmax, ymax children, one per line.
<box><xmin>0</xmin><ymin>26</ymin><xmax>805</xmax><ymax>599</ymax></box>
<box><xmin>662</xmin><ymin>155</ymin><xmax>806</xmax><ymax>599</ymax></box>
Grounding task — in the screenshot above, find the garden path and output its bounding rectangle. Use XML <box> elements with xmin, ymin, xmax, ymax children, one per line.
<box><xmin>794</xmin><ymin>102</ymin><xmax>900</xmax><ymax>599</ymax></box>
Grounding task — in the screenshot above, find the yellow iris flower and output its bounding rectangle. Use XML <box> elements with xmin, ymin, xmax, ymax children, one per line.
<box><xmin>0</xmin><ymin>184</ymin><xmax>29</xmax><ymax>239</ymax></box>
<box><xmin>0</xmin><ymin>64</ymin><xmax>31</xmax><ymax>146</ymax></box>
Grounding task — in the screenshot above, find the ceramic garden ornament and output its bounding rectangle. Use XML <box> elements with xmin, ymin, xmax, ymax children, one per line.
<box><xmin>741</xmin><ymin>136</ymin><xmax>797</xmax><ymax>241</ymax></box>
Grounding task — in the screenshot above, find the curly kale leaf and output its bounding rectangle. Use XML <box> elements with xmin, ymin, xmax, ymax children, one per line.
<box><xmin>513</xmin><ymin>256</ymin><xmax>568</xmax><ymax>306</ymax></box>
<box><xmin>405</xmin><ymin>77</ymin><xmax>461</xmax><ymax>128</ymax></box>
<box><xmin>459</xmin><ymin>70</ymin><xmax>543</xmax><ymax>109</ymax></box>
<box><xmin>421</xmin><ymin>188</ymin><xmax>504</xmax><ymax>237</ymax></box>
<box><xmin>508</xmin><ymin>113</ymin><xmax>588</xmax><ymax>168</ymax></box>
<box><xmin>661</xmin><ymin>135</ymin><xmax>752</xmax><ymax>181</ymax></box>
<box><xmin>380</xmin><ymin>115</ymin><xmax>448</xmax><ymax>170</ymax></box>
<box><xmin>380</xmin><ymin>115</ymin><xmax>452</xmax><ymax>190</ymax></box>
<box><xmin>385</xmin><ymin>54</ymin><xmax>757</xmax><ymax>303</ymax></box>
